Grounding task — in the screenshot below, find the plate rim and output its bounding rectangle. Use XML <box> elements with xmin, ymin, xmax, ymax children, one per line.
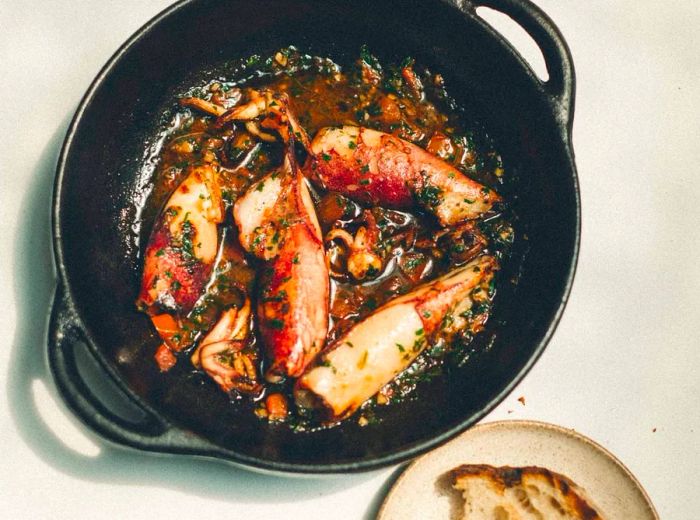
<box><xmin>377</xmin><ymin>419</ymin><xmax>659</xmax><ymax>520</ymax></box>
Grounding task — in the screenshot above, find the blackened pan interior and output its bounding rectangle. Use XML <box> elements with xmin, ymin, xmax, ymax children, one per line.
<box><xmin>55</xmin><ymin>0</ymin><xmax>578</xmax><ymax>470</ymax></box>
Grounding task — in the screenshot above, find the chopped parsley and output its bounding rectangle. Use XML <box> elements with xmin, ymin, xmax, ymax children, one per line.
<box><xmin>268</xmin><ymin>318</ymin><xmax>284</xmax><ymax>330</ymax></box>
<box><xmin>416</xmin><ymin>183</ymin><xmax>443</xmax><ymax>208</ymax></box>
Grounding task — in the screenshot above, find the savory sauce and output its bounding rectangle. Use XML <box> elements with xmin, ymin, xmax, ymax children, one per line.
<box><xmin>137</xmin><ymin>47</ymin><xmax>513</xmax><ymax>428</ymax></box>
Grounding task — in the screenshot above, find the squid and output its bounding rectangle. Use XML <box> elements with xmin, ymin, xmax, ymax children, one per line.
<box><xmin>190</xmin><ymin>298</ymin><xmax>262</xmax><ymax>394</ymax></box>
<box><xmin>216</xmin><ymin>89</ymin><xmax>310</xmax><ymax>150</ymax></box>
<box><xmin>233</xmin><ymin>141</ymin><xmax>329</xmax><ymax>379</ymax></box>
<box><xmin>325</xmin><ymin>210</ymin><xmax>384</xmax><ymax>281</ymax></box>
<box><xmin>137</xmin><ymin>162</ymin><xmax>224</xmax><ymax>360</ymax></box>
<box><xmin>295</xmin><ymin>255</ymin><xmax>498</xmax><ymax>421</ymax></box>
<box><xmin>137</xmin><ymin>163</ymin><xmax>223</xmax><ymax>315</ymax></box>
<box><xmin>307</xmin><ymin>126</ymin><xmax>500</xmax><ymax>227</ymax></box>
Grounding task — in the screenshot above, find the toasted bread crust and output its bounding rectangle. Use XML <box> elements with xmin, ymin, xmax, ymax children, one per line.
<box><xmin>451</xmin><ymin>464</ymin><xmax>604</xmax><ymax>520</ymax></box>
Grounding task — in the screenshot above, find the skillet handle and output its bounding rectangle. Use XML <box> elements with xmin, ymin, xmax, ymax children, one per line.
<box><xmin>48</xmin><ymin>286</ymin><xmax>206</xmax><ymax>454</ymax></box>
<box><xmin>468</xmin><ymin>0</ymin><xmax>576</xmax><ymax>132</ymax></box>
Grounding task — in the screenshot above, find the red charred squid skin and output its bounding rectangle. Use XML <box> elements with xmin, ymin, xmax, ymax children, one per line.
<box><xmin>137</xmin><ymin>221</ymin><xmax>211</xmax><ymax>315</ymax></box>
<box><xmin>257</xmin><ymin>197</ymin><xmax>329</xmax><ymax>378</ymax></box>
<box><xmin>258</xmin><ymin>249</ymin><xmax>303</xmax><ymax>377</ymax></box>
<box><xmin>308</xmin><ymin>129</ymin><xmax>416</xmax><ymax>209</ymax></box>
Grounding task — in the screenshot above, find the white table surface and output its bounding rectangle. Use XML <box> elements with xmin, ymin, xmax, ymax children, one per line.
<box><xmin>1</xmin><ymin>1</ymin><xmax>698</xmax><ymax>518</ymax></box>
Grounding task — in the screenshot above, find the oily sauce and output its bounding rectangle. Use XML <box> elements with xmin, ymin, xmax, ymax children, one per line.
<box><xmin>140</xmin><ymin>47</ymin><xmax>513</xmax><ymax>428</ymax></box>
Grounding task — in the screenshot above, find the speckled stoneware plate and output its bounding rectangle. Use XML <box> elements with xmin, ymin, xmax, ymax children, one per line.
<box><xmin>378</xmin><ymin>420</ymin><xmax>658</xmax><ymax>520</ymax></box>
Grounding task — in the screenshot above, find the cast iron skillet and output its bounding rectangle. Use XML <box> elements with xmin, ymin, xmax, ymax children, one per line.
<box><xmin>49</xmin><ymin>0</ymin><xmax>578</xmax><ymax>473</ymax></box>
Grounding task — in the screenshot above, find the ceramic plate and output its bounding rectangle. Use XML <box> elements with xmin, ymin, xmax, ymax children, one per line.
<box><xmin>378</xmin><ymin>420</ymin><xmax>658</xmax><ymax>519</ymax></box>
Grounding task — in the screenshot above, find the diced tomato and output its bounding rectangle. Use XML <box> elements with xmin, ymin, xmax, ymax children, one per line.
<box><xmin>154</xmin><ymin>343</ymin><xmax>177</xmax><ymax>372</ymax></box>
<box><xmin>151</xmin><ymin>313</ymin><xmax>180</xmax><ymax>346</ymax></box>
<box><xmin>265</xmin><ymin>393</ymin><xmax>288</xmax><ymax>421</ymax></box>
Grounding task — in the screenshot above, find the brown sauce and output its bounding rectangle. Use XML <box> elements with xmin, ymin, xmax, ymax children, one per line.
<box><xmin>140</xmin><ymin>47</ymin><xmax>513</xmax><ymax>428</ymax></box>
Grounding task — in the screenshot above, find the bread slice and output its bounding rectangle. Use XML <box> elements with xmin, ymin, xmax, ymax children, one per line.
<box><xmin>450</xmin><ymin>464</ymin><xmax>604</xmax><ymax>520</ymax></box>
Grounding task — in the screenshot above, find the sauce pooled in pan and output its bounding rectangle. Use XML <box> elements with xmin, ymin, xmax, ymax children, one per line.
<box><xmin>136</xmin><ymin>47</ymin><xmax>514</xmax><ymax>429</ymax></box>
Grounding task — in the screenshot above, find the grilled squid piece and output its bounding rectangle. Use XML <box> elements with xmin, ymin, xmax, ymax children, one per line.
<box><xmin>307</xmin><ymin>126</ymin><xmax>500</xmax><ymax>226</ymax></box>
<box><xmin>137</xmin><ymin>163</ymin><xmax>224</xmax><ymax>370</ymax></box>
<box><xmin>325</xmin><ymin>210</ymin><xmax>383</xmax><ymax>281</ymax></box>
<box><xmin>191</xmin><ymin>298</ymin><xmax>261</xmax><ymax>394</ymax></box>
<box><xmin>137</xmin><ymin>163</ymin><xmax>223</xmax><ymax>315</ymax></box>
<box><xmin>178</xmin><ymin>85</ymin><xmax>242</xmax><ymax>116</ymax></box>
<box><xmin>295</xmin><ymin>255</ymin><xmax>497</xmax><ymax>421</ymax></box>
<box><xmin>178</xmin><ymin>96</ymin><xmax>227</xmax><ymax>117</ymax></box>
<box><xmin>216</xmin><ymin>89</ymin><xmax>311</xmax><ymax>150</ymax></box>
<box><xmin>234</xmin><ymin>142</ymin><xmax>329</xmax><ymax>379</ymax></box>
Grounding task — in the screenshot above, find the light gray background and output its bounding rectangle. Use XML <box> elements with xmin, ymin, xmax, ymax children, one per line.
<box><xmin>1</xmin><ymin>1</ymin><xmax>698</xmax><ymax>518</ymax></box>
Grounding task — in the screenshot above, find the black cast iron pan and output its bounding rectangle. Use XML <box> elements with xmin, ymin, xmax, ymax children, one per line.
<box><xmin>49</xmin><ymin>0</ymin><xmax>578</xmax><ymax>473</ymax></box>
